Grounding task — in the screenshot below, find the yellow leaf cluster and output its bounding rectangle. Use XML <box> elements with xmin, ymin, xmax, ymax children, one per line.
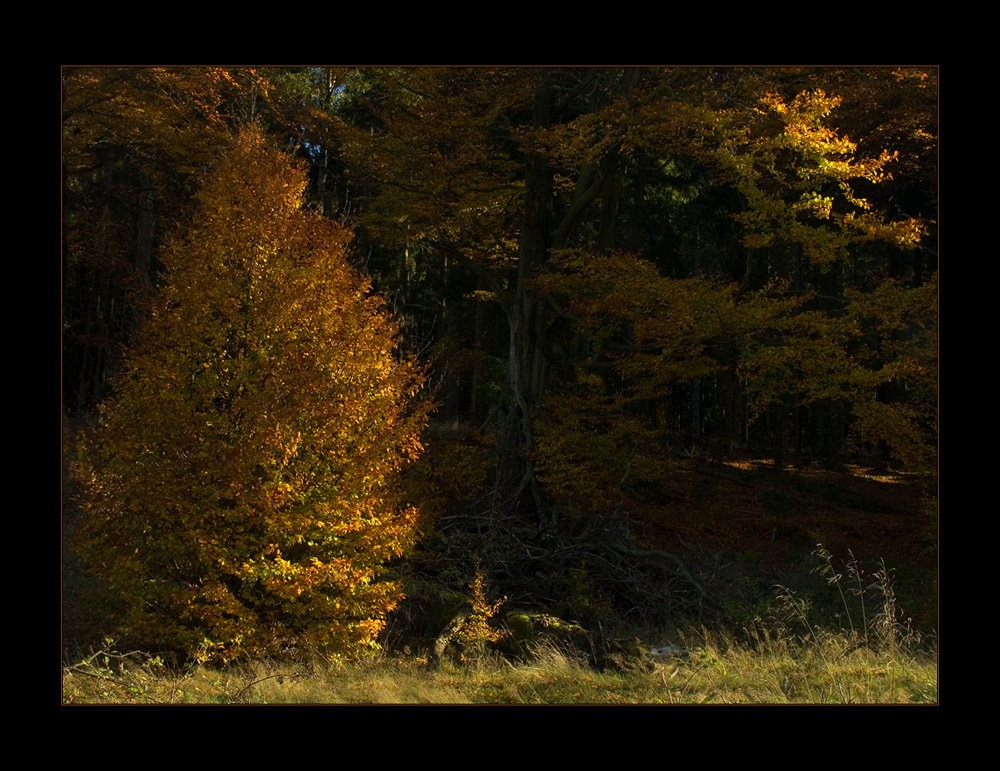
<box><xmin>709</xmin><ymin>88</ymin><xmax>920</xmax><ymax>267</ymax></box>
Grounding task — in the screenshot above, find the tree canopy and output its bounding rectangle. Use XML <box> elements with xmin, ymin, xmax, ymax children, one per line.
<box><xmin>74</xmin><ymin>128</ymin><xmax>429</xmax><ymax>660</ymax></box>
<box><xmin>322</xmin><ymin>67</ymin><xmax>936</xmax><ymax>509</ymax></box>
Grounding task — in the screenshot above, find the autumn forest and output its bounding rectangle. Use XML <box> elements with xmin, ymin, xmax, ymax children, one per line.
<box><xmin>62</xmin><ymin>67</ymin><xmax>937</xmax><ymax>687</ymax></box>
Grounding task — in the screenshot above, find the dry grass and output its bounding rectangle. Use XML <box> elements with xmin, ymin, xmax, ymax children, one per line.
<box><xmin>62</xmin><ymin>631</ymin><xmax>935</xmax><ymax>705</ymax></box>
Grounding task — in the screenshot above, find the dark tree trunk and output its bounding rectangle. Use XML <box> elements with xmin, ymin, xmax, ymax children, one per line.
<box><xmin>497</xmin><ymin>70</ymin><xmax>642</xmax><ymax>526</ymax></box>
<box><xmin>498</xmin><ymin>77</ymin><xmax>554</xmax><ymax>525</ymax></box>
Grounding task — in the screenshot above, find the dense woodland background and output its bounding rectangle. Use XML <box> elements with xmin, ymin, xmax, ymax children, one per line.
<box><xmin>62</xmin><ymin>67</ymin><xmax>937</xmax><ymax>660</ymax></box>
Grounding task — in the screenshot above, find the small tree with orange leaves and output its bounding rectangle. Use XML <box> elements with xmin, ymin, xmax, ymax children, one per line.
<box><xmin>75</xmin><ymin>129</ymin><xmax>430</xmax><ymax>661</ymax></box>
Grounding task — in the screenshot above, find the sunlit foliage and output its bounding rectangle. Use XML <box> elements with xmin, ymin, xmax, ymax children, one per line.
<box><xmin>74</xmin><ymin>129</ymin><xmax>430</xmax><ymax>661</ymax></box>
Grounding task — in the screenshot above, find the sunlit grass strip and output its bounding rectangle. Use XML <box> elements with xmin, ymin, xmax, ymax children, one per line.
<box><xmin>63</xmin><ymin>633</ymin><xmax>936</xmax><ymax>704</ymax></box>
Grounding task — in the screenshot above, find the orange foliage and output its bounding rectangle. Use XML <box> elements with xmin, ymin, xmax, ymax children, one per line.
<box><xmin>74</xmin><ymin>129</ymin><xmax>431</xmax><ymax>661</ymax></box>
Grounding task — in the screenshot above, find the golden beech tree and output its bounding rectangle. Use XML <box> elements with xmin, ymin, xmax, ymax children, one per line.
<box><xmin>75</xmin><ymin>128</ymin><xmax>430</xmax><ymax>661</ymax></box>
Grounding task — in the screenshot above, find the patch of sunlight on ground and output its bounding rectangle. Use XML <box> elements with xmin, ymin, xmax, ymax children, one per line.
<box><xmin>723</xmin><ymin>458</ymin><xmax>768</xmax><ymax>471</ymax></box>
<box><xmin>843</xmin><ymin>464</ymin><xmax>913</xmax><ymax>483</ymax></box>
<box><xmin>720</xmin><ymin>458</ymin><xmax>915</xmax><ymax>484</ymax></box>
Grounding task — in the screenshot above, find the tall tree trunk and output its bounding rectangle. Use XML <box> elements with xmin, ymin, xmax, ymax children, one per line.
<box><xmin>134</xmin><ymin>174</ymin><xmax>154</xmax><ymax>282</ymax></box>
<box><xmin>498</xmin><ymin>76</ymin><xmax>554</xmax><ymax>525</ymax></box>
<box><xmin>498</xmin><ymin>69</ymin><xmax>636</xmax><ymax>525</ymax></box>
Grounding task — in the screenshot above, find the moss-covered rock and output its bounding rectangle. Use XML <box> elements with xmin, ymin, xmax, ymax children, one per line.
<box><xmin>500</xmin><ymin>610</ymin><xmax>593</xmax><ymax>660</ymax></box>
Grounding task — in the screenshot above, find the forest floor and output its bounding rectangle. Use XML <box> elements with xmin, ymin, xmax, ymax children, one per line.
<box><xmin>634</xmin><ymin>456</ymin><xmax>932</xmax><ymax>560</ymax></box>
<box><xmin>621</xmin><ymin>454</ymin><xmax>937</xmax><ymax>630</ymax></box>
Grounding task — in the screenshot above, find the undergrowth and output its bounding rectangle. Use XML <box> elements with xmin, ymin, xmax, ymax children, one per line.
<box><xmin>62</xmin><ymin>546</ymin><xmax>936</xmax><ymax>704</ymax></box>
